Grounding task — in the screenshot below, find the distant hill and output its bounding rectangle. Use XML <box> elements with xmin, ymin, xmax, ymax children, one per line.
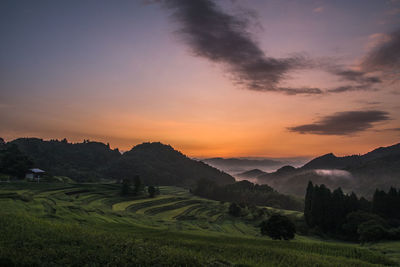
<box><xmin>258</xmin><ymin>142</ymin><xmax>400</xmax><ymax>197</ymax></box>
<box><xmin>10</xmin><ymin>138</ymin><xmax>120</xmax><ymax>181</ymax></box>
<box><xmin>8</xmin><ymin>138</ymin><xmax>234</xmax><ymax>186</ymax></box>
<box><xmin>202</xmin><ymin>157</ymin><xmax>284</xmax><ymax>174</ymax></box>
<box><xmin>204</xmin><ymin>157</ymin><xmax>282</xmax><ymax>168</ymax></box>
<box><xmin>236</xmin><ymin>169</ymin><xmax>267</xmax><ymax>179</ymax></box>
<box><xmin>302</xmin><ymin>143</ymin><xmax>400</xmax><ymax>170</ymax></box>
<box><xmin>107</xmin><ymin>142</ymin><xmax>234</xmax><ymax>186</ymax></box>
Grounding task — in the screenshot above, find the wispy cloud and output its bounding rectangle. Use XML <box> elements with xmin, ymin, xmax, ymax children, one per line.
<box><xmin>288</xmin><ymin>110</ymin><xmax>390</xmax><ymax>135</ymax></box>
<box><xmin>159</xmin><ymin>0</ymin><xmax>395</xmax><ymax>96</ymax></box>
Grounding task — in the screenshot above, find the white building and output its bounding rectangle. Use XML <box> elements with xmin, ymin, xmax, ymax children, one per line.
<box><xmin>25</xmin><ymin>168</ymin><xmax>45</xmax><ymax>182</ymax></box>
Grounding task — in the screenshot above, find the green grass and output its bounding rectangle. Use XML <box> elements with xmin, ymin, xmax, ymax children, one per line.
<box><xmin>0</xmin><ymin>182</ymin><xmax>398</xmax><ymax>266</ymax></box>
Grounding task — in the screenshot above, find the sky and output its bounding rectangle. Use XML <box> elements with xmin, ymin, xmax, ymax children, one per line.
<box><xmin>0</xmin><ymin>0</ymin><xmax>399</xmax><ymax>158</ymax></box>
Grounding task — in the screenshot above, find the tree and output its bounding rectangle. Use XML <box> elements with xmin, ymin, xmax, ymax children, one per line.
<box><xmin>0</xmin><ymin>144</ymin><xmax>33</xmax><ymax>178</ymax></box>
<box><xmin>228</xmin><ymin>203</ymin><xmax>241</xmax><ymax>217</ymax></box>
<box><xmin>0</xmin><ymin>138</ymin><xmax>5</xmax><ymax>150</ymax></box>
<box><xmin>148</xmin><ymin>186</ymin><xmax>156</xmax><ymax>198</ymax></box>
<box><xmin>260</xmin><ymin>214</ymin><xmax>296</xmax><ymax>240</ymax></box>
<box><xmin>133</xmin><ymin>175</ymin><xmax>143</xmax><ymax>195</ymax></box>
<box><xmin>331</xmin><ymin>187</ymin><xmax>345</xmax><ymax>231</ymax></box>
<box><xmin>120</xmin><ymin>178</ymin><xmax>131</xmax><ymax>196</ymax></box>
<box><xmin>304</xmin><ymin>181</ymin><xmax>314</xmax><ymax>226</ymax></box>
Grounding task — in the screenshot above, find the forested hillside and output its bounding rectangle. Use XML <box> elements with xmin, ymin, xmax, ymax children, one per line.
<box><xmin>10</xmin><ymin>138</ymin><xmax>120</xmax><ymax>181</ymax></box>
<box><xmin>107</xmin><ymin>142</ymin><xmax>234</xmax><ymax>186</ymax></box>
<box><xmin>3</xmin><ymin>138</ymin><xmax>235</xmax><ymax>186</ymax></box>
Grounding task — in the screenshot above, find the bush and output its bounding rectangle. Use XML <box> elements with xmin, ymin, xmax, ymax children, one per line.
<box><xmin>358</xmin><ymin>220</ymin><xmax>387</xmax><ymax>243</ymax></box>
<box><xmin>260</xmin><ymin>214</ymin><xmax>296</xmax><ymax>240</ymax></box>
<box><xmin>386</xmin><ymin>227</ymin><xmax>400</xmax><ymax>240</ymax></box>
<box><xmin>342</xmin><ymin>211</ymin><xmax>387</xmax><ymax>241</ymax></box>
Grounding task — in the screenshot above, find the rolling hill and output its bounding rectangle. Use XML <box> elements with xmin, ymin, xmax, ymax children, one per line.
<box><xmin>6</xmin><ymin>138</ymin><xmax>235</xmax><ymax>186</ymax></box>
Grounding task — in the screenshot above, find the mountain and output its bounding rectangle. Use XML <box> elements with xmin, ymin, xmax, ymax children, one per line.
<box><xmin>301</xmin><ymin>153</ymin><xmax>360</xmax><ymax>170</ymax></box>
<box><xmin>107</xmin><ymin>142</ymin><xmax>234</xmax><ymax>186</ymax></box>
<box><xmin>236</xmin><ymin>169</ymin><xmax>267</xmax><ymax>179</ymax></box>
<box><xmin>202</xmin><ymin>157</ymin><xmax>284</xmax><ymax>174</ymax></box>
<box><xmin>302</xmin><ymin>143</ymin><xmax>400</xmax><ymax>170</ymax></box>
<box><xmin>8</xmin><ymin>138</ymin><xmax>235</xmax><ymax>186</ymax></box>
<box><xmin>258</xmin><ymin>142</ymin><xmax>400</xmax><ymax>197</ymax></box>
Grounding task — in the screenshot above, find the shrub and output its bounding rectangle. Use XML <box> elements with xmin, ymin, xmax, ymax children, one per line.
<box><xmin>358</xmin><ymin>220</ymin><xmax>387</xmax><ymax>243</ymax></box>
<box><xmin>260</xmin><ymin>214</ymin><xmax>296</xmax><ymax>240</ymax></box>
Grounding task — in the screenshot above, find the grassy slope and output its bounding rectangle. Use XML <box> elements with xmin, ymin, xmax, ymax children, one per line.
<box><xmin>0</xmin><ymin>182</ymin><xmax>398</xmax><ymax>266</ymax></box>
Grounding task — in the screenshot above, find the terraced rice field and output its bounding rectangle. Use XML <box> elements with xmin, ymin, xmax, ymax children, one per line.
<box><xmin>0</xmin><ymin>182</ymin><xmax>266</xmax><ymax>235</ymax></box>
<box><xmin>1</xmin><ymin>182</ymin><xmax>399</xmax><ymax>266</ymax></box>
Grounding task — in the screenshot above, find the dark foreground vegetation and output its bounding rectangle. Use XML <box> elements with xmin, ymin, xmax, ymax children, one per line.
<box><xmin>305</xmin><ymin>182</ymin><xmax>400</xmax><ymax>243</ymax></box>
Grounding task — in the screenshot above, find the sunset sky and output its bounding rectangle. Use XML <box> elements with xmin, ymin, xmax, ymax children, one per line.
<box><xmin>1</xmin><ymin>0</ymin><xmax>399</xmax><ymax>158</ymax></box>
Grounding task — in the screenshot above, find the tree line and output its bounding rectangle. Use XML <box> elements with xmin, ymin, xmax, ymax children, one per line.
<box><xmin>305</xmin><ymin>181</ymin><xmax>400</xmax><ymax>242</ymax></box>
<box><xmin>193</xmin><ymin>179</ymin><xmax>303</xmax><ymax>211</ymax></box>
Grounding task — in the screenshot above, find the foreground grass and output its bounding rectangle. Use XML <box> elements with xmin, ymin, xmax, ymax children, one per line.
<box><xmin>0</xmin><ymin>182</ymin><xmax>397</xmax><ymax>266</ymax></box>
<box><xmin>1</xmin><ymin>212</ymin><xmax>395</xmax><ymax>266</ymax></box>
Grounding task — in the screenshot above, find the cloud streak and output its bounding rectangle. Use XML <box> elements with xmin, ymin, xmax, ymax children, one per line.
<box><xmin>161</xmin><ymin>0</ymin><xmax>320</xmax><ymax>95</ymax></box>
<box><xmin>160</xmin><ymin>0</ymin><xmax>393</xmax><ymax>95</ymax></box>
<box><xmin>288</xmin><ymin>110</ymin><xmax>390</xmax><ymax>135</ymax></box>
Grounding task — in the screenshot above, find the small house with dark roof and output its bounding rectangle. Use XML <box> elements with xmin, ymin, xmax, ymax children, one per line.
<box><xmin>26</xmin><ymin>168</ymin><xmax>46</xmax><ymax>182</ymax></box>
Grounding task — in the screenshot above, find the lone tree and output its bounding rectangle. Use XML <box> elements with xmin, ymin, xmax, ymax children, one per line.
<box><xmin>133</xmin><ymin>175</ymin><xmax>143</xmax><ymax>195</ymax></box>
<box><xmin>260</xmin><ymin>214</ymin><xmax>296</xmax><ymax>240</ymax></box>
<box><xmin>148</xmin><ymin>185</ymin><xmax>156</xmax><ymax>198</ymax></box>
<box><xmin>120</xmin><ymin>178</ymin><xmax>131</xmax><ymax>196</ymax></box>
<box><xmin>228</xmin><ymin>202</ymin><xmax>241</xmax><ymax>217</ymax></box>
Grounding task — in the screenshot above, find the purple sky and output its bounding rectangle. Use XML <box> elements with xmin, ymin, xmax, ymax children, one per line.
<box><xmin>1</xmin><ymin>0</ymin><xmax>399</xmax><ymax>157</ymax></box>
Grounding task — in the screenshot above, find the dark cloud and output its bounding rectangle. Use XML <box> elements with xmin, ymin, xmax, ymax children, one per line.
<box><xmin>160</xmin><ymin>0</ymin><xmax>392</xmax><ymax>95</ymax></box>
<box><xmin>385</xmin><ymin>127</ymin><xmax>400</xmax><ymax>132</ymax></box>
<box><xmin>333</xmin><ymin>70</ymin><xmax>381</xmax><ymax>84</ymax></box>
<box><xmin>327</xmin><ymin>85</ymin><xmax>377</xmax><ymax>93</ymax></box>
<box><xmin>161</xmin><ymin>0</ymin><xmax>318</xmax><ymax>94</ymax></box>
<box><xmin>277</xmin><ymin>87</ymin><xmax>323</xmax><ymax>95</ymax></box>
<box><xmin>319</xmin><ymin>64</ymin><xmax>382</xmax><ymax>93</ymax></box>
<box><xmin>288</xmin><ymin>110</ymin><xmax>390</xmax><ymax>135</ymax></box>
<box><xmin>362</xmin><ymin>29</ymin><xmax>400</xmax><ymax>73</ymax></box>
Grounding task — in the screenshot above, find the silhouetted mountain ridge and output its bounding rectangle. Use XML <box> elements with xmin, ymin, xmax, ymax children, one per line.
<box><xmin>109</xmin><ymin>142</ymin><xmax>234</xmax><ymax>186</ymax></box>
<box><xmin>257</xmin><ymin>142</ymin><xmax>400</xmax><ymax>197</ymax></box>
<box><xmin>7</xmin><ymin>138</ymin><xmax>235</xmax><ymax>186</ymax></box>
<box><xmin>302</xmin><ymin>143</ymin><xmax>400</xmax><ymax>170</ymax></box>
